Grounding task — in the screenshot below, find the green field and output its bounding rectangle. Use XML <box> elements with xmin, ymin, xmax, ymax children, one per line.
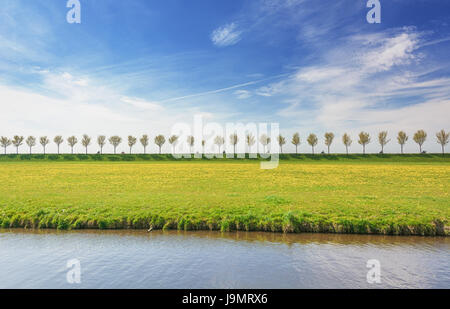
<box><xmin>1</xmin><ymin>155</ymin><xmax>449</xmax><ymax>236</ymax></box>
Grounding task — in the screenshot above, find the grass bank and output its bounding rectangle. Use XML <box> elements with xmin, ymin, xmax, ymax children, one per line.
<box><xmin>0</xmin><ymin>160</ymin><xmax>448</xmax><ymax>236</ymax></box>
<box><xmin>0</xmin><ymin>153</ymin><xmax>449</xmax><ymax>163</ymax></box>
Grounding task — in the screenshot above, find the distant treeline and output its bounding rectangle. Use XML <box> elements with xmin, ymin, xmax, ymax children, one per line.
<box><xmin>0</xmin><ymin>129</ymin><xmax>449</xmax><ymax>155</ymax></box>
<box><xmin>0</xmin><ymin>153</ymin><xmax>448</xmax><ymax>162</ymax></box>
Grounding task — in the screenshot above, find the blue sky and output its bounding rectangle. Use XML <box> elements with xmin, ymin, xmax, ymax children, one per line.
<box><xmin>0</xmin><ymin>0</ymin><xmax>449</xmax><ymax>153</ymax></box>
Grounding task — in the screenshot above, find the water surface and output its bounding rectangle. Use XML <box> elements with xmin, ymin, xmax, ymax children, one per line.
<box><xmin>0</xmin><ymin>229</ymin><xmax>448</xmax><ymax>289</ymax></box>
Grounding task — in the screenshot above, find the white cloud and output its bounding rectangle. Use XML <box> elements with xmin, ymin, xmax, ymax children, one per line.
<box><xmin>121</xmin><ymin>96</ymin><xmax>163</xmax><ymax>111</ymax></box>
<box><xmin>211</xmin><ymin>23</ymin><xmax>242</xmax><ymax>47</ymax></box>
<box><xmin>255</xmin><ymin>81</ymin><xmax>286</xmax><ymax>97</ymax></box>
<box><xmin>359</xmin><ymin>31</ymin><xmax>421</xmax><ymax>73</ymax></box>
<box><xmin>234</xmin><ymin>90</ymin><xmax>252</xmax><ymax>99</ymax></box>
<box><xmin>296</xmin><ymin>67</ymin><xmax>346</xmax><ymax>83</ymax></box>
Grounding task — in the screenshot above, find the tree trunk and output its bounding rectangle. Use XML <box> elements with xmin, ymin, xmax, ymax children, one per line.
<box><xmin>328</xmin><ymin>146</ymin><xmax>330</xmax><ymax>154</ymax></box>
<box><xmin>159</xmin><ymin>146</ymin><xmax>161</xmax><ymax>154</ymax></box>
<box><xmin>295</xmin><ymin>145</ymin><xmax>298</xmax><ymax>154</ymax></box>
<box><xmin>401</xmin><ymin>145</ymin><xmax>403</xmax><ymax>155</ymax></box>
<box><xmin>346</xmin><ymin>146</ymin><xmax>348</xmax><ymax>156</ymax></box>
<box><xmin>312</xmin><ymin>146</ymin><xmax>314</xmax><ymax>155</ymax></box>
<box><xmin>363</xmin><ymin>145</ymin><xmax>365</xmax><ymax>155</ymax></box>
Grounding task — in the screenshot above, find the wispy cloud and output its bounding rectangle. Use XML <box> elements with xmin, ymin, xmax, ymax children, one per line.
<box><xmin>121</xmin><ymin>97</ymin><xmax>164</xmax><ymax>111</ymax></box>
<box><xmin>211</xmin><ymin>23</ymin><xmax>242</xmax><ymax>47</ymax></box>
<box><xmin>160</xmin><ymin>73</ymin><xmax>288</xmax><ymax>102</ymax></box>
<box><xmin>355</xmin><ymin>29</ymin><xmax>421</xmax><ymax>73</ymax></box>
<box><xmin>234</xmin><ymin>90</ymin><xmax>252</xmax><ymax>99</ymax></box>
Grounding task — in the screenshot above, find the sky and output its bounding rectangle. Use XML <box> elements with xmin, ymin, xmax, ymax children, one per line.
<box><xmin>0</xmin><ymin>0</ymin><xmax>449</xmax><ymax>154</ymax></box>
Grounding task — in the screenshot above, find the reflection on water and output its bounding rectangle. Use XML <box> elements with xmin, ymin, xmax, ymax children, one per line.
<box><xmin>0</xmin><ymin>229</ymin><xmax>448</xmax><ymax>289</ymax></box>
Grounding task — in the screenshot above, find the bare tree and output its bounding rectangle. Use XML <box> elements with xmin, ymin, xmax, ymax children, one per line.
<box><xmin>97</xmin><ymin>136</ymin><xmax>106</xmax><ymax>154</ymax></box>
<box><xmin>358</xmin><ymin>132</ymin><xmax>371</xmax><ymax>155</ymax></box>
<box><xmin>413</xmin><ymin>130</ymin><xmax>427</xmax><ymax>153</ymax></box>
<box><xmin>397</xmin><ymin>131</ymin><xmax>408</xmax><ymax>154</ymax></box>
<box><xmin>259</xmin><ymin>134</ymin><xmax>271</xmax><ymax>154</ymax></box>
<box><xmin>378</xmin><ymin>131</ymin><xmax>390</xmax><ymax>154</ymax></box>
<box><xmin>26</xmin><ymin>136</ymin><xmax>36</xmax><ymax>154</ymax></box>
<box><xmin>214</xmin><ymin>136</ymin><xmax>225</xmax><ymax>153</ymax></box>
<box><xmin>342</xmin><ymin>133</ymin><xmax>352</xmax><ymax>155</ymax></box>
<box><xmin>140</xmin><ymin>135</ymin><xmax>149</xmax><ymax>154</ymax></box>
<box><xmin>436</xmin><ymin>129</ymin><xmax>449</xmax><ymax>155</ymax></box>
<box><xmin>128</xmin><ymin>136</ymin><xmax>137</xmax><ymax>154</ymax></box>
<box><xmin>154</xmin><ymin>135</ymin><xmax>166</xmax><ymax>154</ymax></box>
<box><xmin>108</xmin><ymin>136</ymin><xmax>122</xmax><ymax>154</ymax></box>
<box><xmin>0</xmin><ymin>137</ymin><xmax>11</xmax><ymax>155</ymax></box>
<box><xmin>246</xmin><ymin>133</ymin><xmax>255</xmax><ymax>154</ymax></box>
<box><xmin>40</xmin><ymin>136</ymin><xmax>50</xmax><ymax>155</ymax></box>
<box><xmin>277</xmin><ymin>135</ymin><xmax>286</xmax><ymax>153</ymax></box>
<box><xmin>291</xmin><ymin>133</ymin><xmax>300</xmax><ymax>154</ymax></box>
<box><xmin>168</xmin><ymin>135</ymin><xmax>179</xmax><ymax>154</ymax></box>
<box><xmin>230</xmin><ymin>133</ymin><xmax>239</xmax><ymax>155</ymax></box>
<box><xmin>12</xmin><ymin>136</ymin><xmax>24</xmax><ymax>154</ymax></box>
<box><xmin>324</xmin><ymin>132</ymin><xmax>335</xmax><ymax>154</ymax></box>
<box><xmin>307</xmin><ymin>133</ymin><xmax>318</xmax><ymax>155</ymax></box>
<box><xmin>67</xmin><ymin>136</ymin><xmax>78</xmax><ymax>154</ymax></box>
<box><xmin>80</xmin><ymin>135</ymin><xmax>91</xmax><ymax>155</ymax></box>
<box><xmin>54</xmin><ymin>136</ymin><xmax>64</xmax><ymax>154</ymax></box>
<box><xmin>187</xmin><ymin>136</ymin><xmax>195</xmax><ymax>153</ymax></box>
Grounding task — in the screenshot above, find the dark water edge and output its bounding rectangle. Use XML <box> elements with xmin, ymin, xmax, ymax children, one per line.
<box><xmin>1</xmin><ymin>229</ymin><xmax>449</xmax><ymax>289</ymax></box>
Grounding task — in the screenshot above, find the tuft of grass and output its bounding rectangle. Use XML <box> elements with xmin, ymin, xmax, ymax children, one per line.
<box><xmin>264</xmin><ymin>195</ymin><xmax>291</xmax><ymax>205</ymax></box>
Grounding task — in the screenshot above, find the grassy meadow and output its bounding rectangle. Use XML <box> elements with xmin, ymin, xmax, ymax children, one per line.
<box><xmin>0</xmin><ymin>155</ymin><xmax>449</xmax><ymax>235</ymax></box>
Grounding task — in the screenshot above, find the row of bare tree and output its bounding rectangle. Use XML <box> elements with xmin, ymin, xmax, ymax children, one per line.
<box><xmin>0</xmin><ymin>130</ymin><xmax>448</xmax><ymax>155</ymax></box>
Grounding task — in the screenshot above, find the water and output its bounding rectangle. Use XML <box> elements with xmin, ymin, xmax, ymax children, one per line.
<box><xmin>0</xmin><ymin>229</ymin><xmax>448</xmax><ymax>289</ymax></box>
